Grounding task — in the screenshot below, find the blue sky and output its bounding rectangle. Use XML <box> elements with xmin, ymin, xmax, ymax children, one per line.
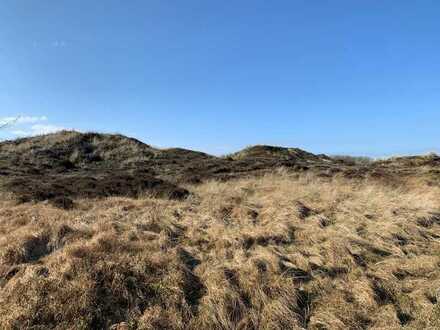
<box><xmin>1</xmin><ymin>1</ymin><xmax>439</xmax><ymax>156</ymax></box>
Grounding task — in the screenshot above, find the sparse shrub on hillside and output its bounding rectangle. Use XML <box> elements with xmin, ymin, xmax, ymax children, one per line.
<box><xmin>331</xmin><ymin>155</ymin><xmax>375</xmax><ymax>166</ymax></box>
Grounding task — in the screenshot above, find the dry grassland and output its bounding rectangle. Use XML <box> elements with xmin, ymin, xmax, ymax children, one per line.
<box><xmin>1</xmin><ymin>172</ymin><xmax>440</xmax><ymax>329</ymax></box>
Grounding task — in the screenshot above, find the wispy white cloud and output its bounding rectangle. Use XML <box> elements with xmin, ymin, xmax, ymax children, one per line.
<box><xmin>1</xmin><ymin>115</ymin><xmax>48</xmax><ymax>124</ymax></box>
<box><xmin>1</xmin><ymin>115</ymin><xmax>67</xmax><ymax>138</ymax></box>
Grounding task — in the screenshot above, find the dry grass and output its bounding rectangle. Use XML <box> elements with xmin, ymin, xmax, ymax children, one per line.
<box><xmin>1</xmin><ymin>172</ymin><xmax>440</xmax><ymax>329</ymax></box>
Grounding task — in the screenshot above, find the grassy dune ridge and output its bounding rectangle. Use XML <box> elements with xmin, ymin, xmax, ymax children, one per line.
<box><xmin>1</xmin><ymin>172</ymin><xmax>440</xmax><ymax>329</ymax></box>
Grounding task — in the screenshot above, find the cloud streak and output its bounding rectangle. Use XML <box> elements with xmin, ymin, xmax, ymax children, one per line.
<box><xmin>1</xmin><ymin>115</ymin><xmax>67</xmax><ymax>137</ymax></box>
<box><xmin>1</xmin><ymin>115</ymin><xmax>48</xmax><ymax>124</ymax></box>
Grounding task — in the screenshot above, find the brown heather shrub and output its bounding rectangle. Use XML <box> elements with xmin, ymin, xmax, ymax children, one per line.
<box><xmin>1</xmin><ymin>173</ymin><xmax>440</xmax><ymax>329</ymax></box>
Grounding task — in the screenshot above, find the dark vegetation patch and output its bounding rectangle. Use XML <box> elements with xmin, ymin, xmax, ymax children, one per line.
<box><xmin>294</xmin><ymin>288</ymin><xmax>314</xmax><ymax>328</ymax></box>
<box><xmin>396</xmin><ymin>309</ymin><xmax>414</xmax><ymax>326</ymax></box>
<box><xmin>280</xmin><ymin>264</ymin><xmax>312</xmax><ymax>282</ymax></box>
<box><xmin>294</xmin><ymin>201</ymin><xmax>314</xmax><ymax>219</ymax></box>
<box><xmin>175</xmin><ymin>248</ymin><xmax>206</xmax><ymax>315</ymax></box>
<box><xmin>4</xmin><ymin>171</ymin><xmax>189</xmax><ymax>206</ymax></box>
<box><xmin>49</xmin><ymin>196</ymin><xmax>75</xmax><ymax>210</ymax></box>
<box><xmin>2</xmin><ymin>233</ymin><xmax>51</xmax><ymax>265</ymax></box>
<box><xmin>370</xmin><ymin>278</ymin><xmax>395</xmax><ymax>305</ymax></box>
<box><xmin>417</xmin><ymin>213</ymin><xmax>440</xmax><ymax>227</ymax></box>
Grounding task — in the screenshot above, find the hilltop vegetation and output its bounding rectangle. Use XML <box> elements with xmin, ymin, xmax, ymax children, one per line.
<box><xmin>1</xmin><ymin>131</ymin><xmax>439</xmax><ymax>206</ymax></box>
<box><xmin>0</xmin><ymin>132</ymin><xmax>439</xmax><ymax>329</ymax></box>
